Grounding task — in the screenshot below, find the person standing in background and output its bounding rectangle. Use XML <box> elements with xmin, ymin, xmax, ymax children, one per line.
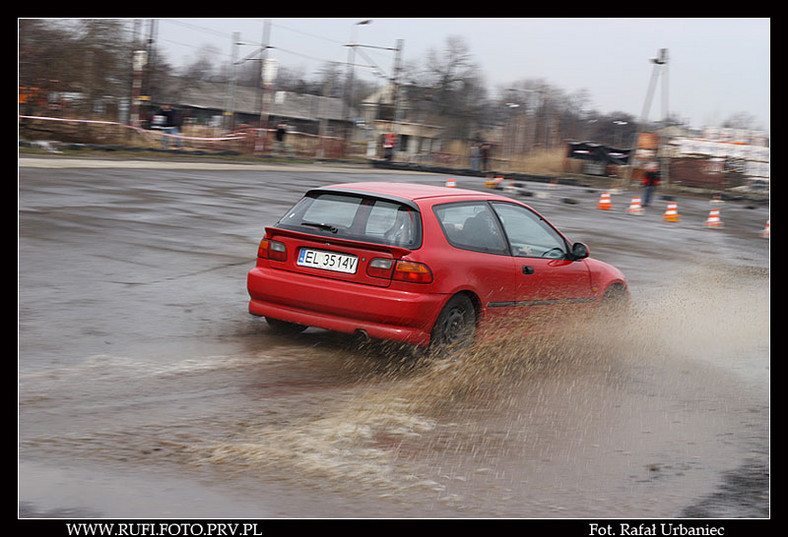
<box><xmin>642</xmin><ymin>162</ymin><xmax>661</xmax><ymax>207</ymax></box>
<box><xmin>151</xmin><ymin>104</ymin><xmax>182</xmax><ymax>149</ymax></box>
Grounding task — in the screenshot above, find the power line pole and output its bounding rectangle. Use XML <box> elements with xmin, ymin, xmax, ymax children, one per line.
<box><xmin>129</xmin><ymin>19</ymin><xmax>145</xmax><ymax>128</ymax></box>
<box><xmin>391</xmin><ymin>39</ymin><xmax>404</xmax><ymax>124</ymax></box>
<box><xmin>627</xmin><ymin>48</ymin><xmax>669</xmax><ymax>187</ymax></box>
<box><xmin>639</xmin><ymin>48</ymin><xmax>668</xmax><ymax>128</ymax></box>
<box><xmin>258</xmin><ymin>19</ymin><xmax>271</xmax><ymax>132</ymax></box>
<box><xmin>139</xmin><ymin>19</ymin><xmax>157</xmax><ymax>118</ymax></box>
<box><xmin>658</xmin><ymin>49</ymin><xmax>670</xmax><ymax>187</ymax></box>
<box><xmin>224</xmin><ymin>32</ymin><xmax>239</xmax><ymax>132</ymax></box>
<box><xmin>343</xmin><ymin>20</ymin><xmax>372</xmax><ymax>146</ymax></box>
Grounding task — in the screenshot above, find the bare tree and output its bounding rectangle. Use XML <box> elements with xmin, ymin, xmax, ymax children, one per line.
<box><xmin>19</xmin><ymin>19</ymin><xmax>135</xmax><ymax>117</ymax></box>
<box><xmin>722</xmin><ymin>112</ymin><xmax>760</xmax><ymax>130</ymax></box>
<box><xmin>180</xmin><ymin>44</ymin><xmax>222</xmax><ymax>82</ymax></box>
<box><xmin>420</xmin><ymin>36</ymin><xmax>488</xmax><ymax>139</ymax></box>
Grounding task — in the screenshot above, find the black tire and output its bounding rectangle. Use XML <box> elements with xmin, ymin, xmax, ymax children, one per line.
<box><xmin>265</xmin><ymin>317</ymin><xmax>308</xmax><ymax>335</ymax></box>
<box><xmin>429</xmin><ymin>294</ymin><xmax>477</xmax><ymax>360</ymax></box>
<box><xmin>599</xmin><ymin>284</ymin><xmax>629</xmax><ymax>316</ymax></box>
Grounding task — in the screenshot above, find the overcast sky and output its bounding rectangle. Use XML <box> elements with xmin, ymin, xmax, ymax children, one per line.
<box><xmin>153</xmin><ymin>18</ymin><xmax>770</xmax><ymax>132</ymax></box>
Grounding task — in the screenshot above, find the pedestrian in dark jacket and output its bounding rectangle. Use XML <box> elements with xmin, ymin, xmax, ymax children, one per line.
<box><xmin>642</xmin><ymin>164</ymin><xmax>661</xmax><ymax>207</ymax></box>
<box><xmin>152</xmin><ymin>104</ymin><xmax>182</xmax><ymax>148</ymax></box>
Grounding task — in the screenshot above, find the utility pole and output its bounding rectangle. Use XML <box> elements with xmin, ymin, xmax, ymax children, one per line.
<box><xmin>131</xmin><ymin>50</ymin><xmax>147</xmax><ymax>127</ymax></box>
<box><xmin>658</xmin><ymin>49</ymin><xmax>670</xmax><ymax>187</ymax></box>
<box><xmin>639</xmin><ymin>48</ymin><xmax>668</xmax><ymax>129</ymax></box>
<box><xmin>388</xmin><ymin>39</ymin><xmax>404</xmax><ymax>156</ymax></box>
<box><xmin>139</xmin><ymin>19</ymin><xmax>157</xmax><ymax>121</ymax></box>
<box><xmin>129</xmin><ymin>20</ymin><xmax>145</xmax><ymax>128</ymax></box>
<box><xmin>627</xmin><ymin>48</ymin><xmax>669</xmax><ymax>187</ymax></box>
<box><xmin>343</xmin><ymin>20</ymin><xmax>372</xmax><ymax>146</ymax></box>
<box><xmin>224</xmin><ymin>32</ymin><xmax>239</xmax><ymax>132</ymax></box>
<box><xmin>258</xmin><ymin>20</ymin><xmax>271</xmax><ymax>134</ymax></box>
<box><xmin>391</xmin><ymin>39</ymin><xmax>404</xmax><ymax>124</ymax></box>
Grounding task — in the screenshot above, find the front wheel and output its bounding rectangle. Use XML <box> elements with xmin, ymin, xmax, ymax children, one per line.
<box><xmin>599</xmin><ymin>284</ymin><xmax>629</xmax><ymax>316</ymax></box>
<box><xmin>429</xmin><ymin>294</ymin><xmax>477</xmax><ymax>360</ymax></box>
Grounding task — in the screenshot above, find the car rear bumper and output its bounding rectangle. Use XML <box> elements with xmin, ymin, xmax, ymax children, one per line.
<box><xmin>247</xmin><ymin>266</ymin><xmax>445</xmax><ymax>346</ymax></box>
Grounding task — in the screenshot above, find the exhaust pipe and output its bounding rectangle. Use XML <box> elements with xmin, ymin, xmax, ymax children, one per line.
<box><xmin>354</xmin><ymin>329</ymin><xmax>370</xmax><ymax>343</ymax></box>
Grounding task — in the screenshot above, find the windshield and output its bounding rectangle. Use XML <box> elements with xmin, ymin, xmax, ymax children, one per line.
<box><xmin>277</xmin><ymin>192</ymin><xmax>422</xmax><ymax>249</ymax></box>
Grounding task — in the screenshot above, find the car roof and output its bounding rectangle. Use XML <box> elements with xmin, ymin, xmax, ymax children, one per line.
<box><xmin>316</xmin><ymin>182</ymin><xmax>508</xmax><ymax>204</ymax></box>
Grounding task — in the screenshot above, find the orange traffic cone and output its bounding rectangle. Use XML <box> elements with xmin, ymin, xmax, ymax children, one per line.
<box><xmin>597</xmin><ymin>191</ymin><xmax>612</xmax><ymax>210</ymax></box>
<box><xmin>663</xmin><ymin>202</ymin><xmax>681</xmax><ymax>222</ymax></box>
<box><xmin>760</xmin><ymin>219</ymin><xmax>769</xmax><ymax>238</ymax></box>
<box><xmin>485</xmin><ymin>175</ymin><xmax>504</xmax><ymax>189</ymax></box>
<box><xmin>445</xmin><ymin>178</ymin><xmax>457</xmax><ymax>188</ymax></box>
<box><xmin>627</xmin><ymin>196</ymin><xmax>644</xmax><ymax>215</ymax></box>
<box><xmin>705</xmin><ymin>208</ymin><xmax>723</xmax><ymax>228</ymax></box>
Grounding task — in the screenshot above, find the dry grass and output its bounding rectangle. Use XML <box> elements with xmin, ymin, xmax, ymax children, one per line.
<box><xmin>505</xmin><ymin>148</ymin><xmax>570</xmax><ymax>175</ymax></box>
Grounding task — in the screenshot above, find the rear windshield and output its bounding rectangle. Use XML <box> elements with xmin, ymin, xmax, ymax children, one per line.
<box><xmin>276</xmin><ymin>192</ymin><xmax>422</xmax><ymax>249</ymax></box>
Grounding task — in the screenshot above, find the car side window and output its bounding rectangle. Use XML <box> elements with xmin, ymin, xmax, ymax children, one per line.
<box><xmin>491</xmin><ymin>202</ymin><xmax>568</xmax><ymax>259</ymax></box>
<box><xmin>365</xmin><ymin>202</ymin><xmax>418</xmax><ymax>247</ymax></box>
<box><xmin>434</xmin><ymin>202</ymin><xmax>508</xmax><ymax>255</ymax></box>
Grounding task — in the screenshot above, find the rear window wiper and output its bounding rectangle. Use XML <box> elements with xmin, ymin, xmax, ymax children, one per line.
<box><xmin>301</xmin><ymin>221</ymin><xmax>339</xmax><ymax>234</ymax></box>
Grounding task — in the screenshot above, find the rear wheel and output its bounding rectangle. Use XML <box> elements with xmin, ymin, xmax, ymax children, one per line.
<box><xmin>429</xmin><ymin>294</ymin><xmax>477</xmax><ymax>360</ymax></box>
<box><xmin>265</xmin><ymin>317</ymin><xmax>308</xmax><ymax>335</ymax></box>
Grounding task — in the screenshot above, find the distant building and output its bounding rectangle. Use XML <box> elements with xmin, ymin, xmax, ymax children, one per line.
<box><xmin>172</xmin><ymin>79</ymin><xmax>350</xmax><ymax>137</ymax></box>
<box><xmin>665</xmin><ymin>127</ymin><xmax>769</xmax><ymax>189</ymax></box>
<box><xmin>161</xmin><ymin>78</ymin><xmax>444</xmax><ymax>161</ymax></box>
<box><xmin>359</xmin><ymin>82</ymin><xmax>444</xmax><ymax>161</ymax></box>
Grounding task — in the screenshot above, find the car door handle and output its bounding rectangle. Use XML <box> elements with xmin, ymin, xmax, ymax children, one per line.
<box><xmin>522</xmin><ymin>265</ymin><xmax>535</xmax><ymax>275</ymax></box>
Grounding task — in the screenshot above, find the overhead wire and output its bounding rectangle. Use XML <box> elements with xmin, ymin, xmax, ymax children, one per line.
<box><xmin>157</xmin><ymin>18</ymin><xmax>392</xmax><ymax>77</ymax></box>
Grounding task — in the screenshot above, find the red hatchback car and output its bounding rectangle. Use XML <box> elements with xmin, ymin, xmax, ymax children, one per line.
<box><xmin>247</xmin><ymin>182</ymin><xmax>627</xmax><ymax>353</ymax></box>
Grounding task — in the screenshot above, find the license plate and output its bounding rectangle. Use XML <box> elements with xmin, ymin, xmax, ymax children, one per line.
<box><xmin>297</xmin><ymin>248</ymin><xmax>359</xmax><ymax>274</ymax></box>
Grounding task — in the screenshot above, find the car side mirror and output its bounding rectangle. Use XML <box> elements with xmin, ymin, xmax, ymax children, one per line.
<box><xmin>570</xmin><ymin>242</ymin><xmax>589</xmax><ymax>260</ymax></box>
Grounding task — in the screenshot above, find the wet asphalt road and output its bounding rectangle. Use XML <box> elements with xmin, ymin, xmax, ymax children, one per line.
<box><xmin>18</xmin><ymin>156</ymin><xmax>769</xmax><ymax>521</ymax></box>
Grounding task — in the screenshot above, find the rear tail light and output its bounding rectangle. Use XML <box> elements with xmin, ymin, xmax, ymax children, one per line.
<box><xmin>257</xmin><ymin>238</ymin><xmax>287</xmax><ymax>261</ymax></box>
<box><xmin>368</xmin><ymin>258</ymin><xmax>432</xmax><ymax>283</ymax></box>
<box><xmin>392</xmin><ymin>260</ymin><xmax>433</xmax><ymax>284</ymax></box>
<box><xmin>367</xmin><ymin>258</ymin><xmax>394</xmax><ymax>279</ymax></box>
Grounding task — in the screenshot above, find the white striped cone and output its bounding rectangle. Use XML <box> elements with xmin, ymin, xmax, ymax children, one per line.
<box><xmin>597</xmin><ymin>191</ymin><xmax>612</xmax><ymax>210</ymax></box>
<box><xmin>627</xmin><ymin>196</ymin><xmax>644</xmax><ymax>215</ymax></box>
<box><xmin>705</xmin><ymin>208</ymin><xmax>723</xmax><ymax>228</ymax></box>
<box><xmin>663</xmin><ymin>202</ymin><xmax>681</xmax><ymax>222</ymax></box>
<box><xmin>760</xmin><ymin>219</ymin><xmax>769</xmax><ymax>238</ymax></box>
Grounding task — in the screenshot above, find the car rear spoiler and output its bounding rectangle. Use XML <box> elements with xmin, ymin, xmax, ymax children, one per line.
<box><xmin>265</xmin><ymin>226</ymin><xmax>414</xmax><ymax>257</ymax></box>
<box><xmin>305</xmin><ymin>186</ymin><xmax>421</xmax><ymax>212</ymax></box>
